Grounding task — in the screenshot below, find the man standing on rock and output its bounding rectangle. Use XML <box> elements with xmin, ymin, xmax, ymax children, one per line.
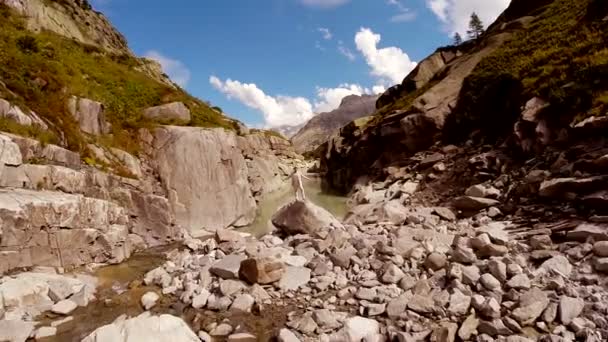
<box><xmin>291</xmin><ymin>169</ymin><xmax>311</xmax><ymax>201</ymax></box>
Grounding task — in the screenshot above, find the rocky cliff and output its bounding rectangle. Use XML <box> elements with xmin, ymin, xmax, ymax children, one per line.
<box><xmin>321</xmin><ymin>0</ymin><xmax>608</xmax><ymax>194</ymax></box>
<box><xmin>0</xmin><ymin>0</ymin><xmax>304</xmax><ymax>274</ymax></box>
<box><xmin>291</xmin><ymin>94</ymin><xmax>378</xmax><ymax>155</ymax></box>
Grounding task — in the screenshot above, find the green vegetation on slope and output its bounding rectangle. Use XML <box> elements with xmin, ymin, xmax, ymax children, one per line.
<box><xmin>0</xmin><ymin>4</ymin><xmax>235</xmax><ymax>154</ymax></box>
<box><xmin>446</xmin><ymin>0</ymin><xmax>608</xmax><ymax>141</ymax></box>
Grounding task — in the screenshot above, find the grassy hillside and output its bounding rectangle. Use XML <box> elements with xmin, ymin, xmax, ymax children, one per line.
<box><xmin>0</xmin><ymin>3</ymin><xmax>237</xmax><ymax>154</ymax></box>
<box><xmin>446</xmin><ymin>0</ymin><xmax>608</xmax><ymax>140</ymax></box>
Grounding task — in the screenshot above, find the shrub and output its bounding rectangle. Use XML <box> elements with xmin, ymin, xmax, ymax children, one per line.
<box><xmin>16</xmin><ymin>35</ymin><xmax>39</xmax><ymax>53</ymax></box>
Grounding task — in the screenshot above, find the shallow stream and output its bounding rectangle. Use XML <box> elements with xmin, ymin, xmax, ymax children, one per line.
<box><xmin>38</xmin><ymin>176</ymin><xmax>347</xmax><ymax>341</ymax></box>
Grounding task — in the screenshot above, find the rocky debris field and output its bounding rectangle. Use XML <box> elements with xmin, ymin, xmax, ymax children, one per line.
<box><xmin>2</xmin><ymin>136</ymin><xmax>608</xmax><ymax>342</ymax></box>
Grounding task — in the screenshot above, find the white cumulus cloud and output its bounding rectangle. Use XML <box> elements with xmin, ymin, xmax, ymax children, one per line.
<box><xmin>144</xmin><ymin>50</ymin><xmax>191</xmax><ymax>87</ymax></box>
<box><xmin>299</xmin><ymin>0</ymin><xmax>350</xmax><ymax>9</ymax></box>
<box><xmin>210</xmin><ymin>77</ymin><xmax>381</xmax><ymax>127</ymax></box>
<box><xmin>426</xmin><ymin>0</ymin><xmax>511</xmax><ymax>36</ymax></box>
<box><xmin>354</xmin><ymin>27</ymin><xmax>417</xmax><ymax>86</ymax></box>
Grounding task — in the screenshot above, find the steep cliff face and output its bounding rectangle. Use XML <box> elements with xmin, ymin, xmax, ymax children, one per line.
<box><xmin>1</xmin><ymin>0</ymin><xmax>129</xmax><ymax>54</ymax></box>
<box><xmin>291</xmin><ymin>94</ymin><xmax>378</xmax><ymax>155</ymax></box>
<box><xmin>321</xmin><ymin>0</ymin><xmax>608</xmax><ymax>194</ymax></box>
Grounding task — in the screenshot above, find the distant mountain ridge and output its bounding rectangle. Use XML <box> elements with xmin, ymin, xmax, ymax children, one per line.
<box><xmin>291</xmin><ymin>94</ymin><xmax>379</xmax><ymax>154</ymax></box>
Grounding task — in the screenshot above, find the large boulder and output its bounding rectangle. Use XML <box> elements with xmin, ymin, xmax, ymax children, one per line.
<box><xmin>67</xmin><ymin>96</ymin><xmax>111</xmax><ymax>135</ymax></box>
<box><xmin>0</xmin><ymin>188</ymin><xmax>133</xmax><ymax>273</ymax></box>
<box><xmin>152</xmin><ymin>127</ymin><xmax>257</xmax><ymax>233</ymax></box>
<box><xmin>81</xmin><ymin>312</ymin><xmax>199</xmax><ymax>342</ymax></box>
<box><xmin>271</xmin><ymin>200</ymin><xmax>343</xmax><ymax>236</ymax></box>
<box><xmin>144</xmin><ymin>102</ymin><xmax>191</xmax><ymax>123</ymax></box>
<box><xmin>0</xmin><ymin>134</ymin><xmax>22</xmax><ymax>166</ymax></box>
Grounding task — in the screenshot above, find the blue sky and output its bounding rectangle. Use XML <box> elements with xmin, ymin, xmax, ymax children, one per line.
<box><xmin>92</xmin><ymin>0</ymin><xmax>510</xmax><ymax>128</ymax></box>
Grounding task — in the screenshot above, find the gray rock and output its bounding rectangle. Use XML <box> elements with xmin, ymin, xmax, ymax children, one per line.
<box><xmin>230</xmin><ymin>294</ymin><xmax>255</xmax><ymax>312</ymax></box>
<box><xmin>331</xmin><ymin>245</ymin><xmax>357</xmax><ymax>268</ymax></box>
<box><xmin>220</xmin><ymin>279</ymin><xmax>247</xmax><ymax>297</ymax></box>
<box><xmin>211</xmin><ymin>254</ymin><xmax>248</xmax><ymax>279</ymax></box>
<box><xmin>488</xmin><ymin>259</ymin><xmax>507</xmax><ymax>282</ymax></box>
<box><xmin>312</xmin><ymin>309</ymin><xmax>341</xmax><ymax>329</ymax></box>
<box><xmin>51</xmin><ymin>299</ymin><xmax>77</xmax><ymax>315</ymax></box>
<box><xmin>567</xmin><ymin>223</ymin><xmax>608</xmax><ymax>242</ymax></box>
<box><xmin>0</xmin><ymin>134</ymin><xmax>23</xmax><ymax>166</ymax></box>
<box><xmin>511</xmin><ymin>288</ymin><xmax>549</xmax><ymax>325</ymax></box>
<box><xmin>408</xmin><ymin>294</ymin><xmax>436</xmax><ymax>314</ymax></box>
<box><xmin>425</xmin><ymin>252</ymin><xmax>447</xmax><ymax>271</ymax></box>
<box><xmin>277</xmin><ymin>266</ymin><xmax>311</xmax><ymax>291</ymax></box>
<box><xmin>506</xmin><ymin>274</ymin><xmax>531</xmax><ymax>290</ymax></box>
<box><xmin>434</xmin><ymin>207</ymin><xmax>456</xmax><ymax>222</ymax></box>
<box><xmin>452</xmin><ymin>246</ymin><xmax>477</xmax><ymax>264</ymax></box>
<box><xmin>542</xmin><ymin>302</ymin><xmax>558</xmax><ymax>324</ymax></box>
<box><xmin>381</xmin><ymin>263</ymin><xmax>405</xmax><ymax>284</ymax></box>
<box><xmin>210</xmin><ymin>323</ymin><xmax>234</xmax><ymax>336</ymax></box>
<box><xmin>503</xmin><ymin>316</ymin><xmax>522</xmax><ymax>333</ymax></box>
<box><xmin>431</xmin><ymin>322</ymin><xmax>458</xmax><ymax>342</ymax></box>
<box><xmin>144</xmin><ymin>102</ymin><xmax>191</xmax><ymax>123</ymax></box>
<box><xmin>341</xmin><ymin>316</ymin><xmax>380</xmax><ymax>341</ymax></box>
<box><xmin>67</xmin><ymin>96</ymin><xmax>111</xmax><ymax>135</ymax></box>
<box><xmin>593</xmin><ymin>241</ymin><xmax>608</xmax><ymax>257</ymax></box>
<box><xmin>35</xmin><ymin>326</ymin><xmax>58</xmax><ymax>340</ymax></box>
<box><xmin>480</xmin><ymin>298</ymin><xmax>501</xmax><ymax>319</ymax></box>
<box><xmin>272</xmin><ymin>200</ymin><xmax>343</xmax><ymax>236</ymax></box>
<box><xmin>530</xmin><ymin>235</ymin><xmax>553</xmax><ymax>250</ymax></box>
<box><xmin>539</xmin><ymin>255</ymin><xmax>572</xmax><ymax>277</ymax></box>
<box><xmin>227</xmin><ymin>333</ymin><xmax>257</xmax><ymax>342</ymax></box>
<box><xmin>478</xmin><ymin>319</ymin><xmax>512</xmax><ymax>336</ymax></box>
<box><xmin>594</xmin><ymin>257</ymin><xmax>608</xmax><ymax>272</ymax></box>
<box><xmin>192</xmin><ymin>289</ymin><xmax>211</xmax><ymax>309</ymax></box>
<box><xmin>141</xmin><ymin>291</ymin><xmax>160</xmax><ymax>310</ymax></box>
<box><xmin>0</xmin><ymin>319</ymin><xmax>35</xmax><ymax>342</ymax></box>
<box><xmin>453</xmin><ymin>196</ymin><xmax>500</xmax><ymax>211</ymax></box>
<box><xmin>387</xmin><ymin>294</ymin><xmax>411</xmax><ymax>319</ymax></box>
<box><xmin>462</xmin><ymin>265</ymin><xmax>481</xmax><ymax>286</ymax></box>
<box><xmin>82</xmin><ymin>313</ymin><xmax>200</xmax><ymax>342</ymax></box>
<box><xmin>458</xmin><ymin>314</ymin><xmax>479</xmax><ymax>340</ymax></box>
<box><xmin>478</xmin><ymin>223</ymin><xmax>509</xmax><ymax>245</ymax></box>
<box><xmin>399</xmin><ymin>274</ymin><xmax>417</xmax><ymax>290</ymax></box>
<box><xmin>448</xmin><ymin>290</ymin><xmax>471</xmax><ymax>316</ymax></box>
<box><xmin>558</xmin><ymin>296</ymin><xmax>584</xmax><ymax>325</ymax></box>
<box><xmin>292</xmin><ymin>312</ymin><xmax>318</xmax><ymax>334</ymax></box>
<box><xmin>277</xmin><ymin>329</ymin><xmax>301</xmax><ymax>342</ymax></box>
<box><xmin>198</xmin><ymin>331</ymin><xmax>212</xmax><ymax>342</ymax></box>
<box><xmin>480</xmin><ymin>274</ymin><xmax>501</xmax><ymax>291</ymax></box>
<box><xmin>152</xmin><ymin>127</ymin><xmax>257</xmax><ymax>233</ymax></box>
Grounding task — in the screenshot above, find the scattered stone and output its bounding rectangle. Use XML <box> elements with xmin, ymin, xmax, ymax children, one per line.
<box><xmin>277</xmin><ymin>267</ymin><xmax>311</xmax><ymax>291</ymax></box>
<box><xmin>434</xmin><ymin>207</ymin><xmax>456</xmax><ymax>222</ymax></box>
<box><xmin>220</xmin><ymin>279</ymin><xmax>247</xmax><ymax>297</ymax></box>
<box><xmin>593</xmin><ymin>241</ymin><xmax>608</xmax><ymax>257</ymax></box>
<box><xmin>511</xmin><ymin>288</ymin><xmax>549</xmax><ymax>325</ymax></box>
<box><xmin>424</xmin><ymin>252</ymin><xmax>447</xmax><ymax>271</ymax></box>
<box><xmin>448</xmin><ymin>290</ymin><xmax>471</xmax><ymax>316</ymax></box>
<box><xmin>210</xmin><ymin>323</ymin><xmax>234</xmax><ymax>337</ymax></box>
<box><xmin>0</xmin><ymin>320</ymin><xmax>36</xmax><ymax>342</ymax></box>
<box><xmin>567</xmin><ymin>223</ymin><xmax>608</xmax><ymax>242</ymax></box>
<box><xmin>141</xmin><ymin>291</ymin><xmax>160</xmax><ymax>310</ymax></box>
<box><xmin>192</xmin><ymin>289</ymin><xmax>211</xmax><ymax>309</ymax></box>
<box><xmin>478</xmin><ymin>319</ymin><xmax>512</xmax><ymax>336</ymax></box>
<box><xmin>453</xmin><ymin>196</ymin><xmax>500</xmax><ymax>211</ymax></box>
<box><xmin>481</xmin><ymin>298</ymin><xmax>501</xmax><ymax>318</ymax></box>
<box><xmin>530</xmin><ymin>235</ymin><xmax>553</xmax><ymax>250</ymax></box>
<box><xmin>227</xmin><ymin>333</ymin><xmax>257</xmax><ymax>342</ymax></box>
<box><xmin>539</xmin><ymin>255</ymin><xmax>572</xmax><ymax>277</ymax></box>
<box><xmin>211</xmin><ymin>255</ymin><xmax>248</xmax><ymax>279</ymax></box>
<box><xmin>478</xmin><ymin>223</ymin><xmax>509</xmax><ymax>245</ymax></box>
<box><xmin>488</xmin><ymin>259</ymin><xmax>507</xmax><ymax>282</ymax></box>
<box><xmin>230</xmin><ymin>294</ymin><xmax>255</xmax><ymax>312</ymax></box>
<box><xmin>559</xmin><ymin>296</ymin><xmax>584</xmax><ymax>325</ymax></box>
<box><xmin>278</xmin><ymin>329</ymin><xmax>301</xmax><ymax>342</ymax></box>
<box><xmin>462</xmin><ymin>265</ymin><xmax>481</xmax><ymax>286</ymax></box>
<box><xmin>342</xmin><ymin>316</ymin><xmax>380</xmax><ymax>341</ymax></box>
<box><xmin>480</xmin><ymin>274</ymin><xmax>501</xmax><ymax>291</ymax></box>
<box><xmin>506</xmin><ymin>274</ymin><xmax>531</xmax><ymax>290</ymax></box>
<box><xmin>594</xmin><ymin>257</ymin><xmax>608</xmax><ymax>272</ymax></box>
<box><xmin>35</xmin><ymin>326</ymin><xmax>58</xmax><ymax>340</ymax></box>
<box><xmin>408</xmin><ymin>294</ymin><xmax>436</xmax><ymax>314</ymax></box>
<box><xmin>82</xmin><ymin>313</ymin><xmax>199</xmax><ymax>341</ymax></box>
<box><xmin>458</xmin><ymin>314</ymin><xmax>479</xmax><ymax>340</ymax></box>
<box><xmin>51</xmin><ymin>299</ymin><xmax>77</xmax><ymax>315</ymax></box>
<box><xmin>452</xmin><ymin>246</ymin><xmax>477</xmax><ymax>264</ymax></box>
<box><xmin>239</xmin><ymin>257</ymin><xmax>285</xmax><ymax>284</ymax></box>
<box><xmin>381</xmin><ymin>263</ymin><xmax>405</xmax><ymax>284</ymax></box>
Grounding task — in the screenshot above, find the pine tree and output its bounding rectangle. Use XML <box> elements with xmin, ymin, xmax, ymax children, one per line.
<box><xmin>467</xmin><ymin>12</ymin><xmax>485</xmax><ymax>39</ymax></box>
<box><xmin>453</xmin><ymin>32</ymin><xmax>463</xmax><ymax>45</ymax></box>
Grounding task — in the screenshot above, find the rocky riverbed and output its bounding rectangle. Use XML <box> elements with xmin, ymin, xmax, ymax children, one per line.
<box><xmin>2</xmin><ymin>148</ymin><xmax>608</xmax><ymax>342</ymax></box>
